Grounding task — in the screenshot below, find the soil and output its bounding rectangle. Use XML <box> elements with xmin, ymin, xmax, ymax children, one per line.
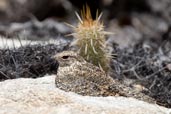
<box><xmin>0</xmin><ymin>43</ymin><xmax>69</xmax><ymax>81</ymax></box>
<box><xmin>114</xmin><ymin>39</ymin><xmax>171</xmax><ymax>108</ymax></box>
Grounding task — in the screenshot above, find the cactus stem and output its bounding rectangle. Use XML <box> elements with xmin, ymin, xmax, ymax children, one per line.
<box><xmin>66</xmin><ymin>5</ymin><xmax>114</xmax><ymax>73</ymax></box>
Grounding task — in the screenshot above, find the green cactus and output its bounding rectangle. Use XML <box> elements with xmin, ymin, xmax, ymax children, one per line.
<box><xmin>68</xmin><ymin>5</ymin><xmax>112</xmax><ymax>73</ymax></box>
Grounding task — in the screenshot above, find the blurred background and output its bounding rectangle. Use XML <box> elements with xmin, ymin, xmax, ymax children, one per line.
<box><xmin>0</xmin><ymin>0</ymin><xmax>170</xmax><ymax>48</ymax></box>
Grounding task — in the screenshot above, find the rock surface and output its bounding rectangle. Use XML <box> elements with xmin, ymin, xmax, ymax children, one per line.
<box><xmin>0</xmin><ymin>75</ymin><xmax>170</xmax><ymax>114</ymax></box>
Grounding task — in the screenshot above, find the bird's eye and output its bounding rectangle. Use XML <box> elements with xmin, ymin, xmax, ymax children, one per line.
<box><xmin>62</xmin><ymin>56</ymin><xmax>69</xmax><ymax>59</ymax></box>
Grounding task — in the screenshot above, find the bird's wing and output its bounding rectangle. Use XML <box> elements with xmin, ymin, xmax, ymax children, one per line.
<box><xmin>74</xmin><ymin>62</ymin><xmax>114</xmax><ymax>86</ymax></box>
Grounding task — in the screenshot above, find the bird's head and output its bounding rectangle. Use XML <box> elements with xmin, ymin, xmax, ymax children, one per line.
<box><xmin>54</xmin><ymin>51</ymin><xmax>85</xmax><ymax>67</ymax></box>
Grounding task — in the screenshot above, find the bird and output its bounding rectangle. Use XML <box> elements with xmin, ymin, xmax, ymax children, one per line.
<box><xmin>53</xmin><ymin>51</ymin><xmax>155</xmax><ymax>104</ymax></box>
<box><xmin>53</xmin><ymin>50</ymin><xmax>118</xmax><ymax>96</ymax></box>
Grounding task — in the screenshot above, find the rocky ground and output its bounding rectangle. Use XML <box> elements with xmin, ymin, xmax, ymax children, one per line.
<box><xmin>0</xmin><ymin>0</ymin><xmax>170</xmax><ymax>111</ymax></box>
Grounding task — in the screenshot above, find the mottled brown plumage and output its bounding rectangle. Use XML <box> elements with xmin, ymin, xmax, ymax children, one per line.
<box><xmin>54</xmin><ymin>51</ymin><xmax>155</xmax><ymax>103</ymax></box>
<box><xmin>54</xmin><ymin>51</ymin><xmax>117</xmax><ymax>96</ymax></box>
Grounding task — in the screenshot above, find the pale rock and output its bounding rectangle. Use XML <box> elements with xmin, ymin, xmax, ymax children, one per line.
<box><xmin>0</xmin><ymin>75</ymin><xmax>170</xmax><ymax>114</ymax></box>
